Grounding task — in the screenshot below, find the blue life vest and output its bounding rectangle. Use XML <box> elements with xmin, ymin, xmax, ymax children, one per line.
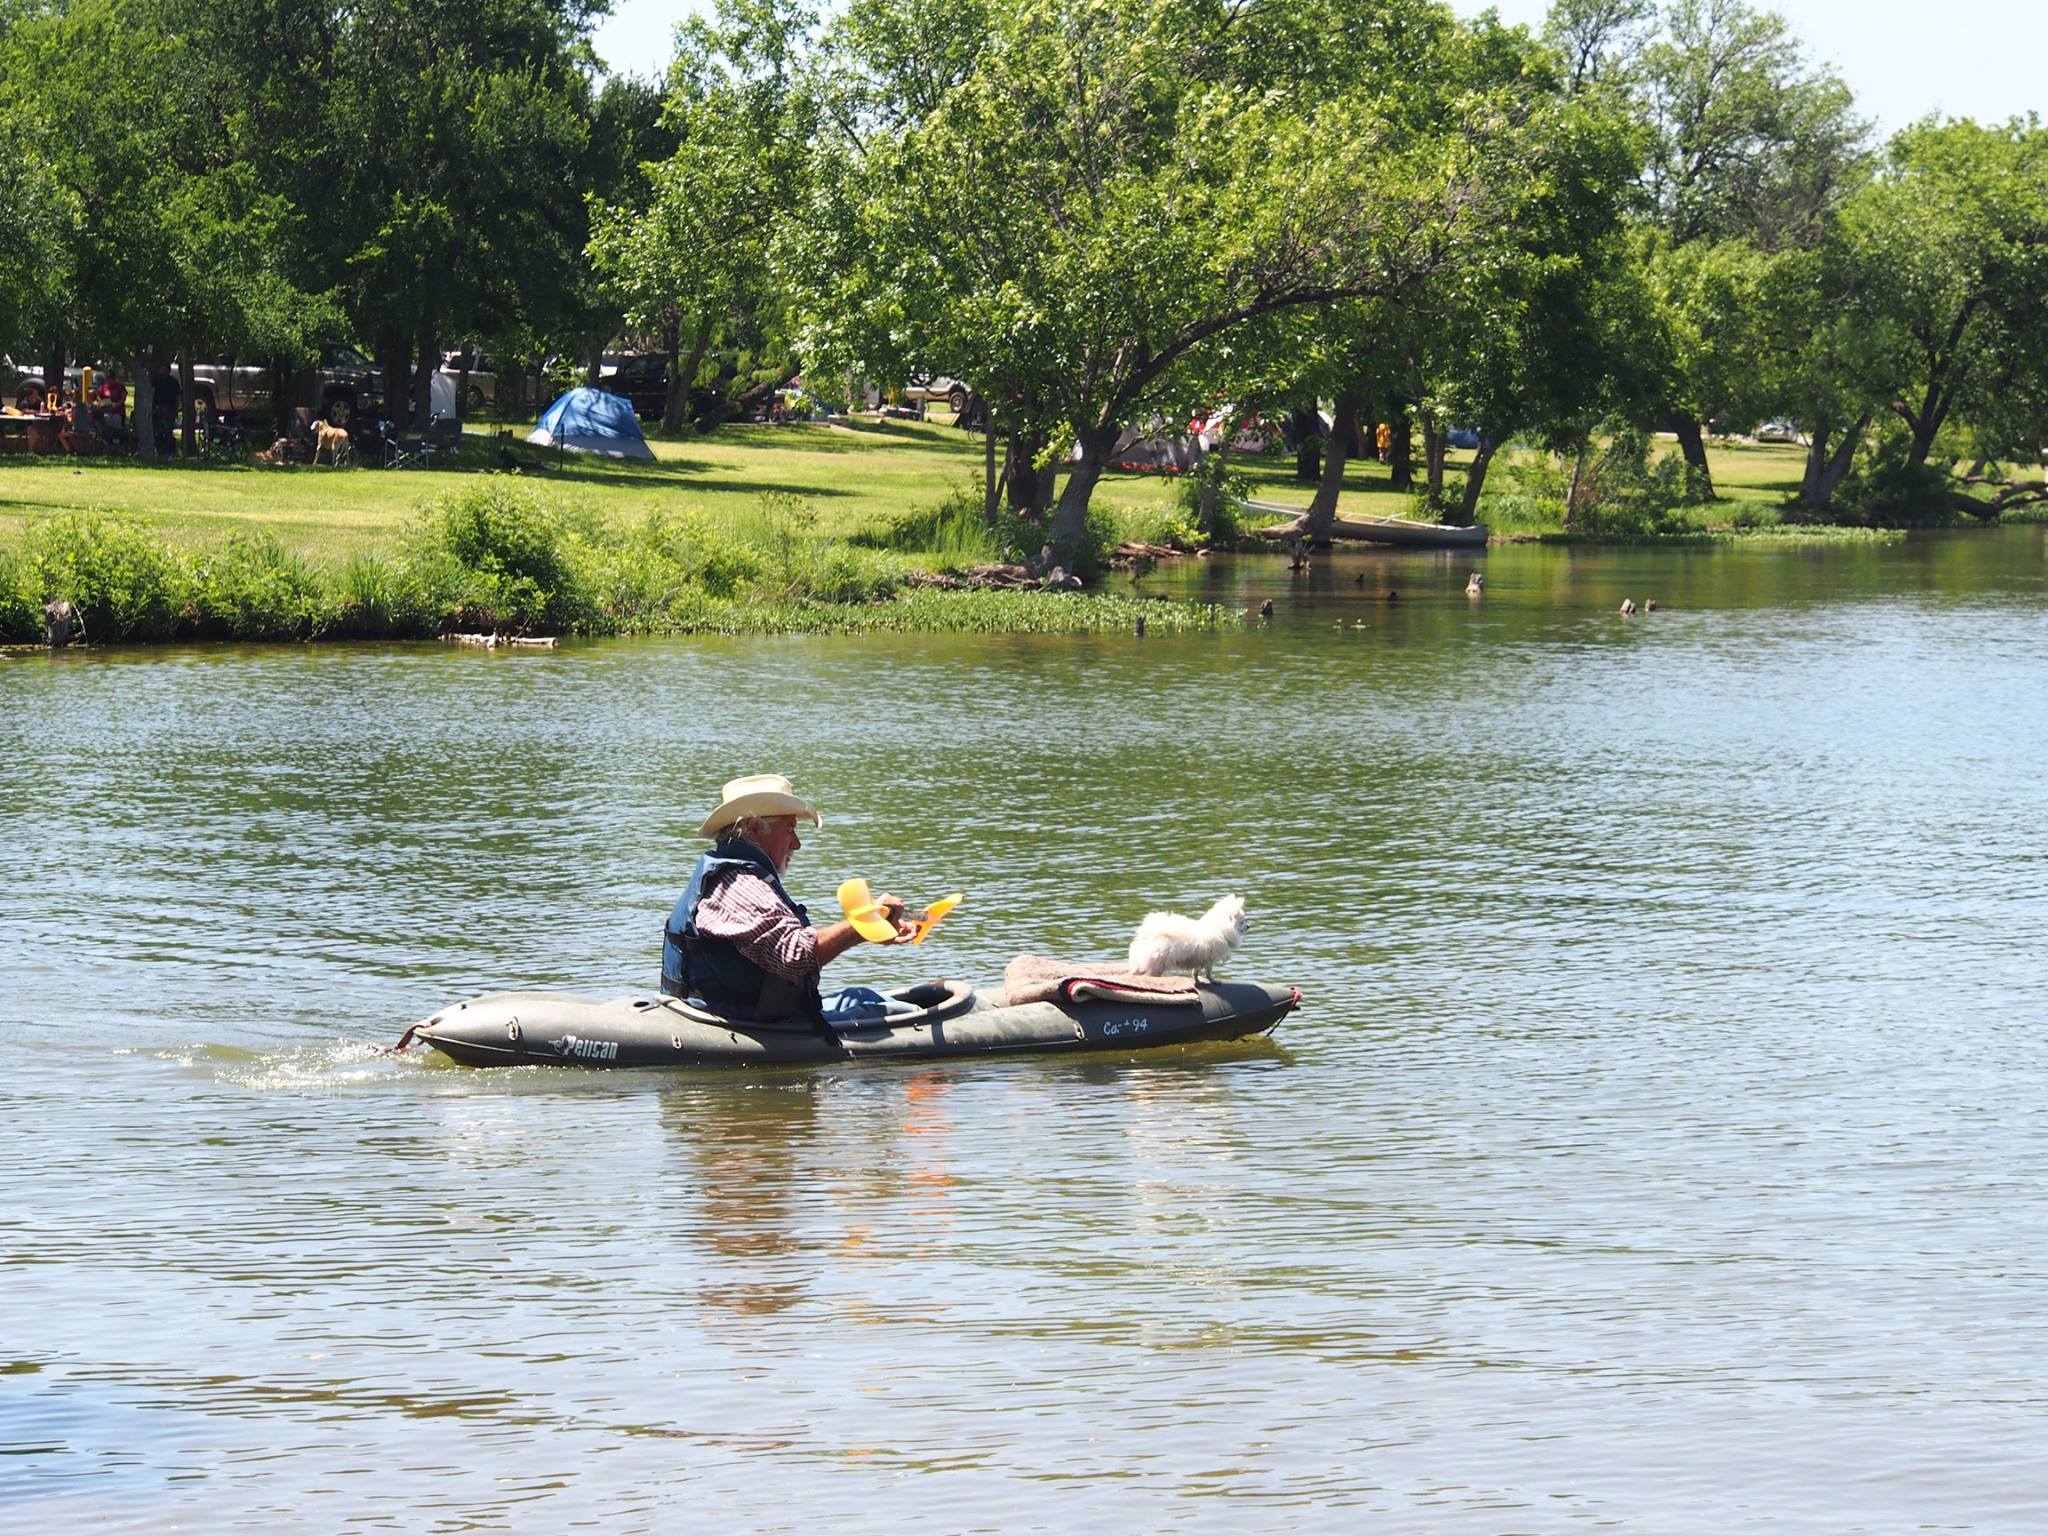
<box><xmin>661</xmin><ymin>839</ymin><xmax>823</xmax><ymax>1022</ymax></box>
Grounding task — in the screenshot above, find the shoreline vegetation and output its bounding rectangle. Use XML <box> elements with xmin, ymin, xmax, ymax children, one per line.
<box><xmin>0</xmin><ymin>421</ymin><xmax>1998</xmax><ymax>646</ymax></box>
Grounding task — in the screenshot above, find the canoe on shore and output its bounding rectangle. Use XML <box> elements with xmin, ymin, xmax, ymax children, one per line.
<box><xmin>398</xmin><ymin>976</ymin><xmax>1301</xmax><ymax>1068</ymax></box>
<box><xmin>1246</xmin><ymin>500</ymin><xmax>1490</xmax><ymax>549</ymax></box>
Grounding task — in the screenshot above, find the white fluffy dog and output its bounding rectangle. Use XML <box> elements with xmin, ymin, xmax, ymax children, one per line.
<box><xmin>1126</xmin><ymin>894</ymin><xmax>1248</xmax><ymax>980</ymax></box>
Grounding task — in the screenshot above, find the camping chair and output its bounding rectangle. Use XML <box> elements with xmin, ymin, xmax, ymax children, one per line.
<box><xmin>379</xmin><ymin>420</ymin><xmax>433</xmax><ymax>469</ymax></box>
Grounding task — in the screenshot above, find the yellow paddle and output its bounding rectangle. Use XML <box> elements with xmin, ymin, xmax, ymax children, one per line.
<box><xmin>838</xmin><ymin>879</ymin><xmax>963</xmax><ymax>945</ymax></box>
<box><xmin>908</xmin><ymin>894</ymin><xmax>961</xmax><ymax>946</ymax></box>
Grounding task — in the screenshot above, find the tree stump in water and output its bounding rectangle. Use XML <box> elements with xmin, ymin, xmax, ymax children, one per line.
<box><xmin>44</xmin><ymin>601</ymin><xmax>76</xmax><ymax>648</ymax></box>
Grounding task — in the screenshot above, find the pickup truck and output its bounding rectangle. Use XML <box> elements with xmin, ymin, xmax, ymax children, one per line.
<box><xmin>180</xmin><ymin>344</ymin><xmax>383</xmax><ymax>425</ymax></box>
<box><xmin>900</xmin><ymin>372</ymin><xmax>970</xmax><ymax>413</ymax></box>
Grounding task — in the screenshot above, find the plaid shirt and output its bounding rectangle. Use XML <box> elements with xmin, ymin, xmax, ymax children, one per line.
<box><xmin>692</xmin><ymin>869</ymin><xmax>819</xmax><ymax>982</ymax></box>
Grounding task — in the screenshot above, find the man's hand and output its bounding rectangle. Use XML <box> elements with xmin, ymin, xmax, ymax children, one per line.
<box><xmin>875</xmin><ymin>894</ymin><xmax>917</xmax><ymax>943</ymax></box>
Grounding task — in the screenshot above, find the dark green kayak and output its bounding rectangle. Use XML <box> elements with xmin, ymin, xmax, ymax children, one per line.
<box><xmin>400</xmin><ymin>977</ymin><xmax>1300</xmax><ymax>1068</ymax></box>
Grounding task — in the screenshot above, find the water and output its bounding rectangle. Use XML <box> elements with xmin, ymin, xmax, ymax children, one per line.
<box><xmin>3</xmin><ymin>531</ymin><xmax>2045</xmax><ymax>1531</ymax></box>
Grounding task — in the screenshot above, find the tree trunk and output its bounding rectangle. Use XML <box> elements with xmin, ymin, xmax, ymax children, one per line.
<box><xmin>1421</xmin><ymin>412</ymin><xmax>1446</xmax><ymax>505</ymax></box>
<box><xmin>1005</xmin><ymin>431</ymin><xmax>1044</xmax><ymax>514</ymax></box>
<box><xmin>584</xmin><ymin>335</ymin><xmax>605</xmax><ymax>388</ymax></box>
<box><xmin>984</xmin><ymin>411</ymin><xmax>1001</xmax><ymax>526</ymax></box>
<box><xmin>413</xmin><ymin>312</ymin><xmax>437</xmax><ymax>437</ymax></box>
<box><xmin>670</xmin><ymin>312</ymin><xmax>712</xmax><ymax>435</ymax></box>
<box><xmin>1669</xmin><ymin>410</ymin><xmax>1716</xmax><ymax>499</ymax></box>
<box><xmin>41</xmin><ymin>336</ymin><xmax>65</xmax><ymax>407</ymax></box>
<box><xmin>1197</xmin><ymin>437</ymin><xmax>1233</xmax><ymax>537</ymax></box>
<box><xmin>1290</xmin><ymin>406</ymin><xmax>1322</xmax><ymax>483</ymax></box>
<box><xmin>1038</xmin><ymin>425</ymin><xmax>1115</xmax><ymax>575</ymax></box>
<box><xmin>1455</xmin><ymin>437</ymin><xmax>1499</xmax><ymax>526</ymax></box>
<box><xmin>271</xmin><ymin>354</ymin><xmax>295</xmax><ymax>443</ymax></box>
<box><xmin>1797</xmin><ymin>413</ymin><xmax>1868</xmax><ymax>510</ymax></box>
<box><xmin>1563</xmin><ymin>438</ymin><xmax>1589</xmax><ymax>530</ymax></box>
<box><xmin>1298</xmin><ymin>392</ymin><xmax>1360</xmax><ymax>542</ymax></box>
<box><xmin>378</xmin><ymin>325</ymin><xmax>407</xmax><ymax>430</ymax></box>
<box><xmin>659</xmin><ymin>312</ymin><xmax>684</xmax><ymax>435</ymax></box>
<box><xmin>131</xmin><ymin>349</ymin><xmax>158</xmax><ymax>464</ymax></box>
<box><xmin>178</xmin><ymin>353</ymin><xmax>197</xmax><ymax>456</ymax></box>
<box><xmin>1902</xmin><ymin>390</ymin><xmax>1943</xmax><ymax>465</ymax></box>
<box><xmin>1387</xmin><ymin>403</ymin><xmax>1413</xmax><ymax>490</ymax></box>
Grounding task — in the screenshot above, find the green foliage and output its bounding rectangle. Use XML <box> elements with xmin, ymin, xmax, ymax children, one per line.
<box><xmin>853</xmin><ymin>482</ymin><xmax>1004</xmax><ymax>565</ymax></box>
<box><xmin>794</xmin><ymin>0</ymin><xmax>1518</xmax><ymax>571</ymax></box>
<box><xmin>0</xmin><ymin>546</ymin><xmax>40</xmax><ymax>642</ymax></box>
<box><xmin>1568</xmin><ymin>430</ymin><xmax>1701</xmax><ymax>535</ymax></box>
<box><xmin>1831</xmin><ymin>429</ymin><xmax>1960</xmax><ymax>526</ymax></box>
<box><xmin>405</xmin><ymin>479</ymin><xmax>595</xmax><ymax>634</ymax></box>
<box><xmin>186</xmin><ymin>533</ymin><xmax>333</xmax><ymax>639</ymax></box>
<box><xmin>337</xmin><ymin>552</ymin><xmax>410</xmax><ymax>638</ymax></box>
<box><xmin>1171</xmin><ymin>456</ymin><xmax>1254</xmax><ymax>543</ymax></box>
<box><xmin>0</xmin><ymin>493</ymin><xmax>1226</xmax><ymax>642</ymax></box>
<box><xmin>20</xmin><ymin>512</ymin><xmax>186</xmax><ymax>641</ymax></box>
<box><xmin>1479</xmin><ymin>430</ymin><xmax>1707</xmax><ymax>536</ymax></box>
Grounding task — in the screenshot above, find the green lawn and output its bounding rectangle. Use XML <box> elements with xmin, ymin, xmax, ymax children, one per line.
<box><xmin>0</xmin><ymin>417</ymin><xmax>1815</xmax><ymax>562</ymax></box>
<box><xmin>1231</xmin><ymin>434</ymin><xmax>1810</xmax><ymax>523</ymax></box>
<box><xmin>0</xmin><ymin>419</ymin><xmax>996</xmax><ymax>558</ymax></box>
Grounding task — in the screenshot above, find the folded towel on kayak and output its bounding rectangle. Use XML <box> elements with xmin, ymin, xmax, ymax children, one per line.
<box><xmin>1002</xmin><ymin>955</ymin><xmax>1203</xmax><ymax>1007</ymax></box>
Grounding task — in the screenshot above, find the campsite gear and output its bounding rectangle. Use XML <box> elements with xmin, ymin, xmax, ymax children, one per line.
<box><xmin>526</xmin><ymin>387</ymin><xmax>655</xmax><ymax>461</ymax></box>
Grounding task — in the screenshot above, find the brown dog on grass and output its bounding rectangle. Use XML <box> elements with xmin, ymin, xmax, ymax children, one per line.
<box><xmin>312</xmin><ymin>420</ymin><xmax>354</xmax><ymax>466</ymax></box>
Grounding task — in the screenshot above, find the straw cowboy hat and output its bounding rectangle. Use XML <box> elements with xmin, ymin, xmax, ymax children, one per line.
<box><xmin>697</xmin><ymin>773</ymin><xmax>824</xmax><ymax>839</ymax></box>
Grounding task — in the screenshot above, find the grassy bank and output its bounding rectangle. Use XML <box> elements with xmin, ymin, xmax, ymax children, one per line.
<box><xmin>0</xmin><ymin>418</ymin><xmax>1938</xmax><ymax>644</ymax></box>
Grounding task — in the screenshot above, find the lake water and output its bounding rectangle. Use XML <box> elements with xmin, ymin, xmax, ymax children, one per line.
<box><xmin>3</xmin><ymin>530</ymin><xmax>2045</xmax><ymax>1532</ymax></box>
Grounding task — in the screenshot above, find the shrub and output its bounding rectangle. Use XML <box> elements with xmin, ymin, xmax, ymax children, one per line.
<box><xmin>1477</xmin><ymin>454</ymin><xmax>1568</xmax><ymax>532</ymax></box>
<box><xmin>1171</xmin><ymin>453</ymin><xmax>1253</xmax><ymax>542</ymax></box>
<box><xmin>336</xmin><ymin>552</ymin><xmax>411</xmax><ymax>638</ymax></box>
<box><xmin>0</xmin><ymin>548</ymin><xmax>40</xmax><ymax>641</ymax></box>
<box><xmin>187</xmin><ymin>533</ymin><xmax>335</xmax><ymax>639</ymax></box>
<box><xmin>402</xmin><ymin>479</ymin><xmax>595</xmax><ymax>633</ymax></box>
<box><xmin>20</xmin><ymin>512</ymin><xmax>185</xmax><ymax>641</ymax></box>
<box><xmin>1834</xmin><ymin>430</ymin><xmax>1960</xmax><ymax>526</ymax></box>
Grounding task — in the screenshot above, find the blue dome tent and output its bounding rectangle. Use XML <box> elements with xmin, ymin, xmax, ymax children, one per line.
<box><xmin>526</xmin><ymin>387</ymin><xmax>655</xmax><ymax>461</ymax></box>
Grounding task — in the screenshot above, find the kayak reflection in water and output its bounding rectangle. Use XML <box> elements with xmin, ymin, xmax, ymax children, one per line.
<box><xmin>661</xmin><ymin>773</ymin><xmax>919</xmax><ymax>1026</ymax></box>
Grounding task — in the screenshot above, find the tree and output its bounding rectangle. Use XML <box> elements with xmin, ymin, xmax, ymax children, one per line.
<box><xmin>213</xmin><ymin>0</ymin><xmax>601</xmax><ymax>429</ymax></box>
<box><xmin>1562</xmin><ymin>0</ymin><xmax>1870</xmax><ymax>494</ymax></box>
<box><xmin>1843</xmin><ymin>118</ymin><xmax>2048</xmax><ymax>474</ymax></box>
<box><xmin>590</xmin><ymin>0</ymin><xmax>814</xmax><ymax>436</ymax></box>
<box><xmin>795</xmin><ymin>0</ymin><xmax>1517</xmax><ymax>574</ymax></box>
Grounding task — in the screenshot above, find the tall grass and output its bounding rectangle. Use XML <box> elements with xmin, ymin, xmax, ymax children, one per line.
<box><xmin>0</xmin><ymin>480</ymin><xmax>1230</xmax><ymax>644</ymax></box>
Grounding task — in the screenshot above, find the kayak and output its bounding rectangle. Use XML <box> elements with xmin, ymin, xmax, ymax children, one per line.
<box><xmin>399</xmin><ymin>976</ymin><xmax>1301</xmax><ymax>1069</ymax></box>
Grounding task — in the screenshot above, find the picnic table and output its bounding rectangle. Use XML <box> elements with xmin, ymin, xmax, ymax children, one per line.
<box><xmin>0</xmin><ymin>412</ymin><xmax>61</xmax><ymax>454</ymax></box>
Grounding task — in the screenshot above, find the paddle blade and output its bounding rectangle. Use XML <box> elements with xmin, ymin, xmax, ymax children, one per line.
<box><xmin>910</xmin><ymin>894</ymin><xmax>962</xmax><ymax>946</ymax></box>
<box><xmin>837</xmin><ymin>878</ymin><xmax>898</xmax><ymax>942</ymax></box>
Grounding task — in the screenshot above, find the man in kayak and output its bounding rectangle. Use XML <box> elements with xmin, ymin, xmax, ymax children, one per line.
<box><xmin>662</xmin><ymin>773</ymin><xmax>916</xmax><ymax>1023</ymax></box>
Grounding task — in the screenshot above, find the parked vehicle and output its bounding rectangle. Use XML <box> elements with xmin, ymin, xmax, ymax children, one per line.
<box><xmin>1444</xmin><ymin>425</ymin><xmax>1481</xmax><ymax>450</ymax></box>
<box><xmin>2</xmin><ymin>354</ymin><xmax>40</xmax><ymax>406</ymax></box>
<box><xmin>901</xmin><ymin>372</ymin><xmax>969</xmax><ymax>412</ymax></box>
<box><xmin>172</xmin><ymin>344</ymin><xmax>382</xmax><ymax>426</ymax></box>
<box><xmin>439</xmin><ymin>348</ymin><xmax>498</xmax><ymax>413</ymax></box>
<box><xmin>1754</xmin><ymin>420</ymin><xmax>1802</xmax><ymax>444</ymax></box>
<box><xmin>602</xmin><ymin>354</ymin><xmax>670</xmax><ymax>421</ymax></box>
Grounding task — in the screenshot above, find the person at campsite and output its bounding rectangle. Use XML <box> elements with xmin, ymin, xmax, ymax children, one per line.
<box><xmin>662</xmin><ymin>774</ymin><xmax>918</xmax><ymax>1025</ymax></box>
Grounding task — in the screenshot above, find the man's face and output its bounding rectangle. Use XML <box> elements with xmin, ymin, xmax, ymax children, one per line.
<box><xmin>752</xmin><ymin>815</ymin><xmax>803</xmax><ymax>873</ymax></box>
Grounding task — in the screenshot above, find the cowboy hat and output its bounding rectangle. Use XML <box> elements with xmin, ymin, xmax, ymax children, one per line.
<box><xmin>697</xmin><ymin>773</ymin><xmax>823</xmax><ymax>839</ymax></box>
